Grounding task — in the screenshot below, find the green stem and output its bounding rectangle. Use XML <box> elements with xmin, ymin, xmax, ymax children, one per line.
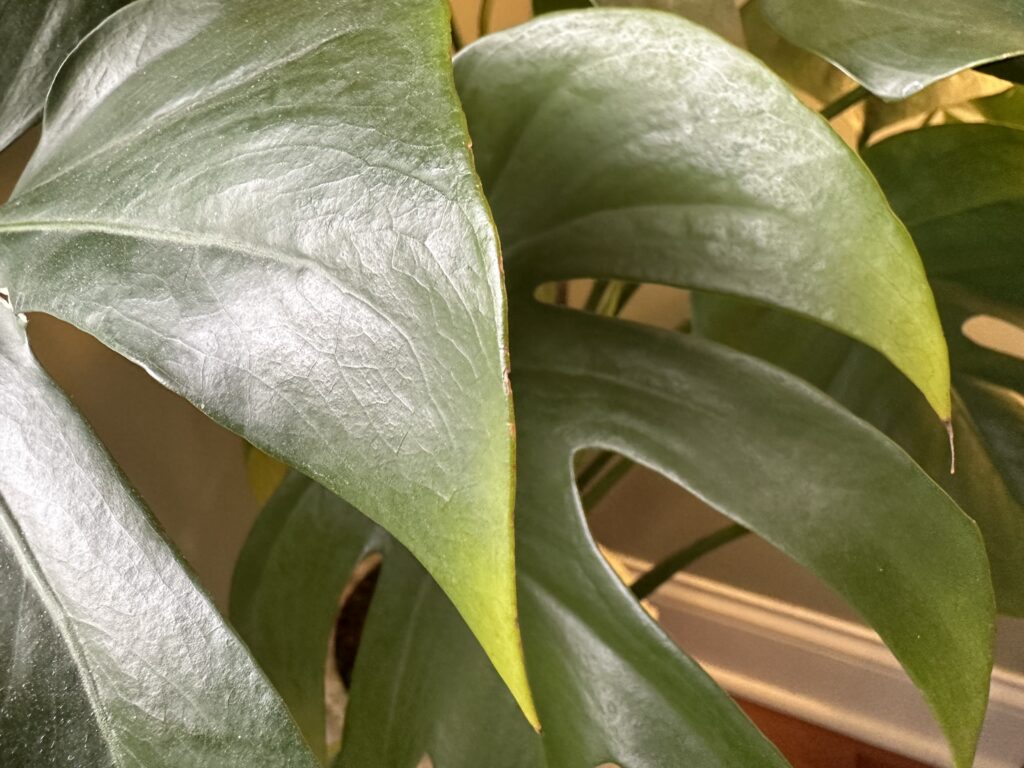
<box><xmin>451</xmin><ymin>17</ymin><xmax>464</xmax><ymax>51</ymax></box>
<box><xmin>820</xmin><ymin>85</ymin><xmax>868</xmax><ymax>120</ymax></box>
<box><xmin>631</xmin><ymin>524</ymin><xmax>750</xmax><ymax>599</ymax></box>
<box><xmin>576</xmin><ymin>449</ymin><xmax>617</xmax><ymax>490</ymax></box>
<box><xmin>478</xmin><ymin>0</ymin><xmax>496</xmax><ymax>37</ymax></box>
<box><xmin>584</xmin><ymin>279</ymin><xmax>610</xmax><ymax>313</ymax></box>
<box><xmin>580</xmin><ymin>456</ymin><xmax>634</xmax><ymax>511</ymax></box>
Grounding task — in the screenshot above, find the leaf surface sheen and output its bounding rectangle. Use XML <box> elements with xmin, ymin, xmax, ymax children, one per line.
<box><xmin>0</xmin><ymin>0</ymin><xmax>132</xmax><ymax>151</ymax></box>
<box><xmin>761</xmin><ymin>0</ymin><xmax>1024</xmax><ymax>99</ymax></box>
<box><xmin>456</xmin><ymin>8</ymin><xmax>951</xmax><ymax>420</ymax></box>
<box><xmin>0</xmin><ymin>0</ymin><xmax>533</xmax><ymax>722</ymax></box>
<box><xmin>0</xmin><ymin>306</ymin><xmax>318</xmax><ymax>768</ymax></box>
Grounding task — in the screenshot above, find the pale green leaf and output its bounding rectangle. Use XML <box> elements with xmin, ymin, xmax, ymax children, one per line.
<box><xmin>0</xmin><ymin>305</ymin><xmax>318</xmax><ymax>767</ymax></box>
<box><xmin>761</xmin><ymin>0</ymin><xmax>1024</xmax><ymax>99</ymax></box>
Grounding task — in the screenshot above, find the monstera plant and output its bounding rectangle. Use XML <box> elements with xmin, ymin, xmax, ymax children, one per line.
<box><xmin>0</xmin><ymin>0</ymin><xmax>1021</xmax><ymax>766</ymax></box>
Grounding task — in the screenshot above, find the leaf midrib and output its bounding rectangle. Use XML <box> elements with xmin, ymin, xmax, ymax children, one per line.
<box><xmin>0</xmin><ymin>491</ymin><xmax>120</xmax><ymax>765</ymax></box>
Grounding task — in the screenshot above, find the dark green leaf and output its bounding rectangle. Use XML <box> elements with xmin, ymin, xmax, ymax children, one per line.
<box><xmin>455</xmin><ymin>12</ymin><xmax>992</xmax><ymax>765</ymax></box>
<box><xmin>978</xmin><ymin>55</ymin><xmax>1024</xmax><ymax>84</ymax></box>
<box><xmin>233</xmin><ymin>473</ymin><xmax>790</xmax><ymax>768</ymax></box>
<box><xmin>511</xmin><ymin>306</ymin><xmax>993</xmax><ymax>768</ymax></box>
<box><xmin>230</xmin><ymin>476</ymin><xmax>387</xmax><ymax>764</ymax></box>
<box><xmin>692</xmin><ymin>294</ymin><xmax>1024</xmax><ymax>617</ymax></box>
<box><xmin>0</xmin><ymin>305</ymin><xmax>318</xmax><ymax>767</ymax></box>
<box><xmin>863</xmin><ymin>124</ymin><xmax>1024</xmax><ymax>309</ymax></box>
<box><xmin>0</xmin><ymin>0</ymin><xmax>131</xmax><ymax>151</ymax></box>
<box><xmin>455</xmin><ymin>9</ymin><xmax>952</xmax><ymax>420</ymax></box>
<box><xmin>761</xmin><ymin>0</ymin><xmax>1024</xmax><ymax>100</ymax></box>
<box><xmin>0</xmin><ymin>0</ymin><xmax>533</xmax><ymax>720</ymax></box>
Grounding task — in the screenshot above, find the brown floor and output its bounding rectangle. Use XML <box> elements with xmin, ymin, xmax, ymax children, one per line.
<box><xmin>739</xmin><ymin>700</ymin><xmax>935</xmax><ymax>768</ymax></box>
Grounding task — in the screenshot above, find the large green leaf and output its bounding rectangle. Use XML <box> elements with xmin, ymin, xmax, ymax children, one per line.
<box><xmin>761</xmin><ymin>0</ymin><xmax>1024</xmax><ymax>100</ymax></box>
<box><xmin>0</xmin><ymin>304</ymin><xmax>318</xmax><ymax>767</ymax></box>
<box><xmin>510</xmin><ymin>307</ymin><xmax>993</xmax><ymax>768</ymax></box>
<box><xmin>0</xmin><ymin>0</ymin><xmax>533</xmax><ymax>721</ymax></box>
<box><xmin>0</xmin><ymin>0</ymin><xmax>131</xmax><ymax>151</ymax></box>
<box><xmin>693</xmin><ymin>293</ymin><xmax>1024</xmax><ymax>617</ymax></box>
<box><xmin>456</xmin><ymin>8</ymin><xmax>951</xmax><ymax>420</ymax></box>
<box><xmin>235</xmin><ymin>310</ymin><xmax>996</xmax><ymax>768</ymax></box>
<box><xmin>455</xmin><ymin>12</ymin><xmax>991</xmax><ymax>765</ymax></box>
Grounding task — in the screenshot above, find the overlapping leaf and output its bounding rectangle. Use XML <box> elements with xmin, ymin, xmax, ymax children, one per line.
<box><xmin>457</xmin><ymin>12</ymin><xmax>990</xmax><ymax>766</ymax></box>
<box><xmin>234</xmin><ymin>12</ymin><xmax>993</xmax><ymax>768</ymax></box>
<box><xmin>761</xmin><ymin>0</ymin><xmax>1024</xmax><ymax>100</ymax></box>
<box><xmin>232</xmin><ymin>476</ymin><xmax>548</xmax><ymax>768</ymax></box>
<box><xmin>457</xmin><ymin>9</ymin><xmax>950</xmax><ymax>420</ymax></box>
<box><xmin>0</xmin><ymin>305</ymin><xmax>318</xmax><ymax>767</ymax></box>
<box><xmin>0</xmin><ymin>0</ymin><xmax>132</xmax><ymax>151</ymax></box>
<box><xmin>693</xmin><ymin>124</ymin><xmax>1024</xmax><ymax>615</ymax></box>
<box><xmin>0</xmin><ymin>0</ymin><xmax>533</xmax><ymax>721</ymax></box>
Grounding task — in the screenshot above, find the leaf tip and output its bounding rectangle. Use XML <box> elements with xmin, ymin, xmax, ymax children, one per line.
<box><xmin>945</xmin><ymin>419</ymin><xmax>956</xmax><ymax>475</ymax></box>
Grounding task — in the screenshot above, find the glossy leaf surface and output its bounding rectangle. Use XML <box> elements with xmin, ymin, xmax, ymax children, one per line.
<box><xmin>0</xmin><ymin>0</ymin><xmax>532</xmax><ymax>720</ymax></box>
<box><xmin>457</xmin><ymin>13</ymin><xmax>992</xmax><ymax>766</ymax></box>
<box><xmin>234</xmin><ymin>475</ymin><xmax>791</xmax><ymax>768</ymax></box>
<box><xmin>0</xmin><ymin>0</ymin><xmax>131</xmax><ymax>150</ymax></box>
<box><xmin>761</xmin><ymin>0</ymin><xmax>1024</xmax><ymax>99</ymax></box>
<box><xmin>510</xmin><ymin>307</ymin><xmax>993</xmax><ymax>768</ymax></box>
<box><xmin>456</xmin><ymin>9</ymin><xmax>951</xmax><ymax>419</ymax></box>
<box><xmin>693</xmin><ymin>293</ymin><xmax>1024</xmax><ymax>618</ymax></box>
<box><xmin>232</xmin><ymin>476</ymin><xmax>544</xmax><ymax>768</ymax></box>
<box><xmin>0</xmin><ymin>305</ymin><xmax>318</xmax><ymax>767</ymax></box>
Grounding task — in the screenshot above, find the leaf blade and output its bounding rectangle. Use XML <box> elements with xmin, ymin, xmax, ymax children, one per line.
<box><xmin>0</xmin><ymin>0</ymin><xmax>532</xmax><ymax>721</ymax></box>
<box><xmin>0</xmin><ymin>305</ymin><xmax>318</xmax><ymax>767</ymax></box>
<box><xmin>455</xmin><ymin>9</ymin><xmax>952</xmax><ymax>420</ymax></box>
<box><xmin>761</xmin><ymin>0</ymin><xmax>1024</xmax><ymax>100</ymax></box>
<box><xmin>0</xmin><ymin>0</ymin><xmax>131</xmax><ymax>151</ymax></box>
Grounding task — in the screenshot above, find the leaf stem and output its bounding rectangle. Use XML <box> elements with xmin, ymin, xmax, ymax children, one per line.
<box><xmin>478</xmin><ymin>0</ymin><xmax>496</xmax><ymax>37</ymax></box>
<box><xmin>631</xmin><ymin>523</ymin><xmax>750</xmax><ymax>599</ymax></box>
<box><xmin>820</xmin><ymin>85</ymin><xmax>868</xmax><ymax>120</ymax></box>
<box><xmin>576</xmin><ymin>449</ymin><xmax>617</xmax><ymax>490</ymax></box>
<box><xmin>451</xmin><ymin>17</ymin><xmax>464</xmax><ymax>51</ymax></box>
<box><xmin>580</xmin><ymin>456</ymin><xmax>634</xmax><ymax>511</ymax></box>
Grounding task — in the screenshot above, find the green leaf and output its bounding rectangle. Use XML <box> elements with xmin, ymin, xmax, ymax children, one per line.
<box><xmin>455</xmin><ymin>12</ymin><xmax>991</xmax><ymax>765</ymax></box>
<box><xmin>693</xmin><ymin>293</ymin><xmax>1024</xmax><ymax>617</ymax></box>
<box><xmin>0</xmin><ymin>0</ymin><xmax>533</xmax><ymax>723</ymax></box>
<box><xmin>741</xmin><ymin>0</ymin><xmax>854</xmax><ymax>104</ymax></box>
<box><xmin>946</xmin><ymin>85</ymin><xmax>1024</xmax><ymax>131</ymax></box>
<box><xmin>979</xmin><ymin>55</ymin><xmax>1024</xmax><ymax>84</ymax></box>
<box><xmin>863</xmin><ymin>124</ymin><xmax>1024</xmax><ymax>309</ymax></box>
<box><xmin>512</xmin><ymin>306</ymin><xmax>993</xmax><ymax>768</ymax></box>
<box><xmin>232</xmin><ymin>475</ymin><xmax>543</xmax><ymax>768</ymax></box>
<box><xmin>455</xmin><ymin>8</ymin><xmax>952</xmax><ymax>420</ymax></box>
<box><xmin>234</xmin><ymin>473</ymin><xmax>790</xmax><ymax>767</ymax></box>
<box><xmin>594</xmin><ymin>0</ymin><xmax>743</xmax><ymax>45</ymax></box>
<box><xmin>0</xmin><ymin>0</ymin><xmax>132</xmax><ymax>151</ymax></box>
<box><xmin>0</xmin><ymin>305</ymin><xmax>318</xmax><ymax>767</ymax></box>
<box><xmin>760</xmin><ymin>0</ymin><xmax>1024</xmax><ymax>100</ymax></box>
